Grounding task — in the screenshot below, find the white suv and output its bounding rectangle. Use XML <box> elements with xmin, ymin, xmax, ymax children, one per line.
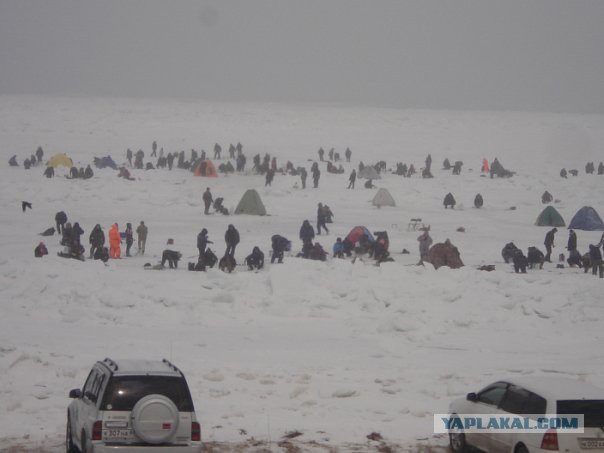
<box><xmin>66</xmin><ymin>358</ymin><xmax>202</xmax><ymax>452</ymax></box>
<box><xmin>449</xmin><ymin>376</ymin><xmax>604</xmax><ymax>453</ymax></box>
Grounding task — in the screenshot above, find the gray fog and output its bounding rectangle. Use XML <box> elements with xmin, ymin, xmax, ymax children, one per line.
<box><xmin>1</xmin><ymin>0</ymin><xmax>603</xmax><ymax>113</ymax></box>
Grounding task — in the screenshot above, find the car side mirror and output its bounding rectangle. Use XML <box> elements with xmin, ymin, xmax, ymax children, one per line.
<box><xmin>69</xmin><ymin>388</ymin><xmax>82</xmax><ymax>398</ymax></box>
<box><xmin>466</xmin><ymin>392</ymin><xmax>477</xmax><ymax>402</ymax></box>
<box><xmin>84</xmin><ymin>391</ymin><xmax>97</xmax><ymax>403</ymax></box>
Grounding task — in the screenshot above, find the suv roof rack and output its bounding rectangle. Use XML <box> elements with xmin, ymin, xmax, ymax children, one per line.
<box><xmin>102</xmin><ymin>357</ymin><xmax>119</xmax><ymax>371</ymax></box>
<box><xmin>162</xmin><ymin>358</ymin><xmax>181</xmax><ymax>374</ymax></box>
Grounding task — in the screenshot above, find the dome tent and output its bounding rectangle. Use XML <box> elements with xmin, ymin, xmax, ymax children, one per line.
<box><xmin>46</xmin><ymin>153</ymin><xmax>73</xmax><ymax>168</ymax></box>
<box><xmin>568</xmin><ymin>206</ymin><xmax>604</xmax><ymax>231</ymax></box>
<box><xmin>535</xmin><ymin>206</ymin><xmax>565</xmax><ymax>227</ymax></box>
<box><xmin>358</xmin><ymin>166</ymin><xmax>381</xmax><ymax>179</ymax></box>
<box><xmin>345</xmin><ymin>226</ymin><xmax>375</xmax><ymax>244</ymax></box>
<box><xmin>193</xmin><ymin>159</ymin><xmax>218</xmax><ymax>177</ymax></box>
<box><xmin>372</xmin><ymin>188</ymin><xmax>396</xmax><ymax>207</ymax></box>
<box><xmin>234</xmin><ymin>189</ymin><xmax>266</xmax><ymax>215</ymax></box>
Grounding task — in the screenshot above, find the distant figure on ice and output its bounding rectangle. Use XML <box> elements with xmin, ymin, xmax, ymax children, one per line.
<box><xmin>89</xmin><ymin>224</ymin><xmax>105</xmax><ymax>259</ymax></box>
<box><xmin>271</xmin><ymin>234</ymin><xmax>290</xmax><ymax>264</ymax></box>
<box><xmin>245</xmin><ymin>247</ymin><xmax>264</xmax><ymax>270</ymax></box>
<box><xmin>474</xmin><ymin>193</ymin><xmax>483</xmax><ymax>209</ymax></box>
<box><xmin>348</xmin><ymin>169</ymin><xmax>356</xmax><ymax>189</ymax></box>
<box><xmin>109</xmin><ymin>223</ymin><xmax>121</xmax><ymax>259</ymax></box>
<box><xmin>544</xmin><ymin>228</ymin><xmax>557</xmax><ymax>262</ymax></box>
<box><xmin>317</xmin><ymin>203</ymin><xmax>329</xmax><ymax>235</ymax></box>
<box><xmin>34</xmin><ymin>242</ymin><xmax>48</xmax><ymax>258</ymax></box>
<box><xmin>136</xmin><ymin>221</ymin><xmax>148</xmax><ymax>255</ymax></box>
<box><xmin>417</xmin><ymin>228</ymin><xmax>432</xmax><ymax>265</ymax></box>
<box><xmin>443</xmin><ymin>192</ymin><xmax>456</xmax><ymax>209</ymax></box>
<box><xmin>203</xmin><ymin>187</ymin><xmax>213</xmax><ymax>215</ymax></box>
<box><xmin>224</xmin><ymin>224</ymin><xmax>240</xmax><ymax>258</ymax></box>
<box><xmin>55</xmin><ymin>211</ymin><xmax>68</xmax><ymax>235</ymax></box>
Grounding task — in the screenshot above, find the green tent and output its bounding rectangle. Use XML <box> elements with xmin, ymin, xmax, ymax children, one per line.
<box><xmin>535</xmin><ymin>206</ymin><xmax>565</xmax><ymax>227</ymax></box>
<box><xmin>234</xmin><ymin>189</ymin><xmax>267</xmax><ymax>215</ymax></box>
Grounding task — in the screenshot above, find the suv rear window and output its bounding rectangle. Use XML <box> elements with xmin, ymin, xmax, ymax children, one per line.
<box><xmin>101</xmin><ymin>376</ymin><xmax>194</xmax><ymax>412</ymax></box>
<box><xmin>557</xmin><ymin>400</ymin><xmax>604</xmax><ymax>428</ymax></box>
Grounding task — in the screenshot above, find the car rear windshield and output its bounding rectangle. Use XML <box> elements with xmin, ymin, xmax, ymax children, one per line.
<box><xmin>101</xmin><ymin>376</ymin><xmax>194</xmax><ymax>412</ymax></box>
<box><xmin>557</xmin><ymin>400</ymin><xmax>604</xmax><ymax>428</ymax></box>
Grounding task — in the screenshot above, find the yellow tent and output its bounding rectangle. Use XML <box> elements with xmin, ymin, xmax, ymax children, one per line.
<box><xmin>47</xmin><ymin>153</ymin><xmax>73</xmax><ymax>168</ymax></box>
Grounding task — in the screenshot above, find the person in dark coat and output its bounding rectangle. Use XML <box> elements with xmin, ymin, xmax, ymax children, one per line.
<box><xmin>544</xmin><ymin>227</ymin><xmax>557</xmax><ymax>262</ymax></box>
<box><xmin>589</xmin><ymin>244</ymin><xmax>603</xmax><ymax>277</ymax></box>
<box><xmin>245</xmin><ymin>247</ymin><xmax>264</xmax><ymax>270</ymax></box>
<box><xmin>348</xmin><ymin>169</ymin><xmax>356</xmax><ymax>189</ymax></box>
<box><xmin>567</xmin><ymin>249</ymin><xmax>582</xmax><ymax>268</ymax></box>
<box><xmin>560</xmin><ymin>168</ymin><xmax>567</xmax><ymax>178</ymax></box>
<box><xmin>167</xmin><ymin>152</ymin><xmax>175</xmax><ymax>170</ymax></box>
<box><xmin>152</xmin><ymin>140</ymin><xmax>157</xmax><ymax>157</ymax></box>
<box><xmin>72</xmin><ymin>222</ymin><xmax>84</xmax><ymax>248</ymax></box>
<box><xmin>61</xmin><ymin>222</ymin><xmax>73</xmax><ymax>247</ymax></box>
<box><xmin>271</xmin><ymin>235</ymin><xmax>290</xmax><ymax>263</ymax></box>
<box><xmin>35</xmin><ymin>146</ymin><xmax>44</xmax><ymax>164</ymax></box>
<box><xmin>474</xmin><ymin>193</ymin><xmax>484</xmax><ymax>209</ymax></box>
<box><xmin>345</xmin><ymin>147</ymin><xmax>352</xmax><ymax>162</ymax></box>
<box><xmin>213</xmin><ymin>143</ymin><xmax>222</xmax><ymax>160</ymax></box>
<box><xmin>309</xmin><ymin>243</ymin><xmax>327</xmax><ymax>261</ymax></box>
<box><xmin>541</xmin><ymin>191</ymin><xmax>553</xmax><ymax>204</ymax></box>
<box><xmin>34</xmin><ymin>242</ymin><xmax>48</xmax><ymax>258</ymax></box>
<box><xmin>316</xmin><ymin>203</ymin><xmax>329</xmax><ymax>235</ymax></box>
<box><xmin>312</xmin><ymin>168</ymin><xmax>320</xmax><ymax>188</ymax></box>
<box><xmin>69</xmin><ymin>166</ymin><xmax>79</xmax><ymax>178</ymax></box>
<box><xmin>265</xmin><ymin>168</ymin><xmax>275</xmax><ymax>186</ymax></box>
<box><xmin>89</xmin><ymin>224</ymin><xmax>105</xmax><ymax>259</ymax></box>
<box><xmin>300</xmin><ymin>167</ymin><xmax>307</xmax><ymax>189</ymax></box>
<box><xmin>318</xmin><ymin>148</ymin><xmax>325</xmax><ymax>161</ymax></box>
<box><xmin>55</xmin><ymin>211</ymin><xmax>68</xmax><ymax>235</ymax></box>
<box><xmin>161</xmin><ymin>250</ymin><xmax>182</xmax><ymax>269</ymax></box>
<box><xmin>501</xmin><ymin>242</ymin><xmax>519</xmax><ymax>263</ymax></box>
<box><xmin>197</xmin><ymin>228</ymin><xmax>212</xmax><ymax>259</ymax></box>
<box><xmin>9</xmin><ymin>155</ymin><xmax>18</xmax><ymax>166</ymax></box>
<box><xmin>425</xmin><ymin>154</ymin><xmax>432</xmax><ymax>172</ymax></box>
<box><xmin>126</xmin><ymin>148</ymin><xmax>133</xmax><ymax>167</ymax></box>
<box><xmin>443</xmin><ymin>193</ymin><xmax>456</xmax><ymax>209</ymax></box>
<box><xmin>83</xmin><ymin>165</ymin><xmax>93</xmax><ymax>179</ymax></box>
<box><xmin>136</xmin><ymin>221</ymin><xmax>148</xmax><ymax>255</ymax></box>
<box><xmin>598</xmin><ymin>162</ymin><xmax>604</xmax><ymax>175</ymax></box>
<box><xmin>299</xmin><ymin>220</ymin><xmax>315</xmax><ymax>257</ymax></box>
<box><xmin>124</xmin><ymin>223</ymin><xmax>134</xmax><ymax>256</ymax></box>
<box><xmin>224</xmin><ymin>224</ymin><xmax>240</xmax><ymax>258</ymax></box>
<box><xmin>94</xmin><ymin>246</ymin><xmax>110</xmax><ymax>262</ymax></box>
<box><xmin>567</xmin><ymin>229</ymin><xmax>577</xmax><ymax>252</ymax></box>
<box><xmin>512</xmin><ymin>249</ymin><xmax>528</xmax><ymax>273</ymax></box>
<box><xmin>24</xmin><ymin>159</ymin><xmax>31</xmax><ymax>170</ymax></box>
<box><xmin>44</xmin><ymin>166</ymin><xmax>54</xmax><ymax>178</ymax></box>
<box><xmin>202</xmin><ymin>187</ymin><xmax>213</xmax><ymax>215</ymax></box>
<box><xmin>527</xmin><ymin>246</ymin><xmax>545</xmax><ymax>269</ymax></box>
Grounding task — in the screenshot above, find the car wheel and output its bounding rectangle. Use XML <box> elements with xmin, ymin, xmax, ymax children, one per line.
<box><xmin>66</xmin><ymin>416</ymin><xmax>77</xmax><ymax>453</ymax></box>
<box><xmin>449</xmin><ymin>431</ymin><xmax>467</xmax><ymax>453</ymax></box>
<box><xmin>515</xmin><ymin>444</ymin><xmax>529</xmax><ymax>453</ymax></box>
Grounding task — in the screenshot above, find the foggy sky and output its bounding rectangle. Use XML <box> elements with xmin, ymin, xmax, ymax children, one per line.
<box><xmin>1</xmin><ymin>0</ymin><xmax>603</xmax><ymax>113</ymax></box>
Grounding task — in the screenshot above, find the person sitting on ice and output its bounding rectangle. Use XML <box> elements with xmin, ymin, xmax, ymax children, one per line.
<box><xmin>34</xmin><ymin>242</ymin><xmax>48</xmax><ymax>257</ymax></box>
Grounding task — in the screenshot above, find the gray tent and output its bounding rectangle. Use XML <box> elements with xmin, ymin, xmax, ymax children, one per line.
<box><xmin>358</xmin><ymin>166</ymin><xmax>381</xmax><ymax>179</ymax></box>
<box><xmin>372</xmin><ymin>188</ymin><xmax>396</xmax><ymax>207</ymax></box>
<box><xmin>234</xmin><ymin>189</ymin><xmax>267</xmax><ymax>215</ymax></box>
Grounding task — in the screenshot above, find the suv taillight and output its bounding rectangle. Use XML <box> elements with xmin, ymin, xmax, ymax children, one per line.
<box><xmin>191</xmin><ymin>421</ymin><xmax>201</xmax><ymax>442</ymax></box>
<box><xmin>541</xmin><ymin>429</ymin><xmax>559</xmax><ymax>451</ymax></box>
<box><xmin>92</xmin><ymin>420</ymin><xmax>103</xmax><ymax>441</ymax></box>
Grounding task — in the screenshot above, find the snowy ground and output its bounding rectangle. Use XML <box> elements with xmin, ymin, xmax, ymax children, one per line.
<box><xmin>0</xmin><ymin>95</ymin><xmax>603</xmax><ymax>452</ymax></box>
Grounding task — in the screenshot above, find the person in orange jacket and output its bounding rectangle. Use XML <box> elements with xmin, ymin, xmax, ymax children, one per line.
<box><xmin>109</xmin><ymin>223</ymin><xmax>121</xmax><ymax>258</ymax></box>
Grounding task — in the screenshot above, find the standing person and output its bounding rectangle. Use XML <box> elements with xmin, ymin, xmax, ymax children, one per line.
<box><xmin>544</xmin><ymin>227</ymin><xmax>557</xmax><ymax>262</ymax></box>
<box><xmin>312</xmin><ymin>167</ymin><xmax>320</xmax><ymax>188</ymax></box>
<box><xmin>318</xmin><ymin>148</ymin><xmax>325</xmax><ymax>161</ymax></box>
<box><xmin>348</xmin><ymin>169</ymin><xmax>356</xmax><ymax>189</ymax></box>
<box><xmin>126</xmin><ymin>148</ymin><xmax>133</xmax><ymax>167</ymax></box>
<box><xmin>417</xmin><ymin>228</ymin><xmax>433</xmax><ymax>265</ymax></box>
<box><xmin>300</xmin><ymin>167</ymin><xmax>307</xmax><ymax>189</ymax></box>
<box><xmin>214</xmin><ymin>143</ymin><xmax>222</xmax><ymax>159</ymax></box>
<box><xmin>265</xmin><ymin>168</ymin><xmax>275</xmax><ymax>186</ymax></box>
<box><xmin>197</xmin><ymin>228</ymin><xmax>212</xmax><ymax>259</ymax></box>
<box><xmin>345</xmin><ymin>147</ymin><xmax>352</xmax><ymax>162</ymax></box>
<box><xmin>151</xmin><ymin>140</ymin><xmax>157</xmax><ymax>157</ymax></box>
<box><xmin>425</xmin><ymin>154</ymin><xmax>432</xmax><ymax>172</ymax></box>
<box><xmin>125</xmin><ymin>223</ymin><xmax>134</xmax><ymax>257</ymax></box>
<box><xmin>35</xmin><ymin>146</ymin><xmax>44</xmax><ymax>164</ymax></box>
<box><xmin>72</xmin><ymin>222</ymin><xmax>84</xmax><ymax>249</ymax></box>
<box><xmin>203</xmin><ymin>187</ymin><xmax>213</xmax><ymax>215</ymax></box>
<box><xmin>167</xmin><ymin>152</ymin><xmax>174</xmax><ymax>170</ymax></box>
<box><xmin>109</xmin><ymin>223</ymin><xmax>121</xmax><ymax>259</ymax></box>
<box><xmin>567</xmin><ymin>229</ymin><xmax>577</xmax><ymax>252</ymax></box>
<box><xmin>89</xmin><ymin>224</ymin><xmax>105</xmax><ymax>259</ymax></box>
<box><xmin>136</xmin><ymin>221</ymin><xmax>148</xmax><ymax>255</ymax></box>
<box><xmin>316</xmin><ymin>203</ymin><xmax>329</xmax><ymax>235</ymax></box>
<box><xmin>299</xmin><ymin>220</ymin><xmax>315</xmax><ymax>257</ymax></box>
<box><xmin>55</xmin><ymin>211</ymin><xmax>67</xmax><ymax>235</ymax></box>
<box><xmin>225</xmin><ymin>224</ymin><xmax>240</xmax><ymax>258</ymax></box>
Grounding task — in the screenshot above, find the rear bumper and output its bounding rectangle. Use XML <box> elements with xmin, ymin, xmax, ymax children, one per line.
<box><xmin>92</xmin><ymin>444</ymin><xmax>202</xmax><ymax>453</ymax></box>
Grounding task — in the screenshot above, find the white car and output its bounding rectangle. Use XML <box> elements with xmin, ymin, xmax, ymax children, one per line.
<box><xmin>67</xmin><ymin>358</ymin><xmax>202</xmax><ymax>453</ymax></box>
<box><xmin>448</xmin><ymin>376</ymin><xmax>604</xmax><ymax>453</ymax></box>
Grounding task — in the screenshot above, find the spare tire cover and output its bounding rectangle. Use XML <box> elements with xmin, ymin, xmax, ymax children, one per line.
<box><xmin>131</xmin><ymin>394</ymin><xmax>179</xmax><ymax>444</ymax></box>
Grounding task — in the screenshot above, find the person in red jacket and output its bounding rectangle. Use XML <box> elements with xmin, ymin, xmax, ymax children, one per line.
<box><xmin>109</xmin><ymin>223</ymin><xmax>121</xmax><ymax>259</ymax></box>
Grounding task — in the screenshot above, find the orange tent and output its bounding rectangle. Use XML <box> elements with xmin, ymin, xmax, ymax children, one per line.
<box><xmin>194</xmin><ymin>159</ymin><xmax>218</xmax><ymax>177</ymax></box>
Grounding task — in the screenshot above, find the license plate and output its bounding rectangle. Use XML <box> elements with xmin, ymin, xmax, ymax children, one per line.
<box><xmin>103</xmin><ymin>429</ymin><xmax>134</xmax><ymax>440</ymax></box>
<box><xmin>580</xmin><ymin>439</ymin><xmax>604</xmax><ymax>449</ymax></box>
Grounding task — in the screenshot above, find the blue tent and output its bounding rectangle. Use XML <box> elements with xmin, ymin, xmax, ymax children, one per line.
<box><xmin>94</xmin><ymin>156</ymin><xmax>118</xmax><ymax>170</ymax></box>
<box><xmin>568</xmin><ymin>206</ymin><xmax>604</xmax><ymax>231</ymax></box>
